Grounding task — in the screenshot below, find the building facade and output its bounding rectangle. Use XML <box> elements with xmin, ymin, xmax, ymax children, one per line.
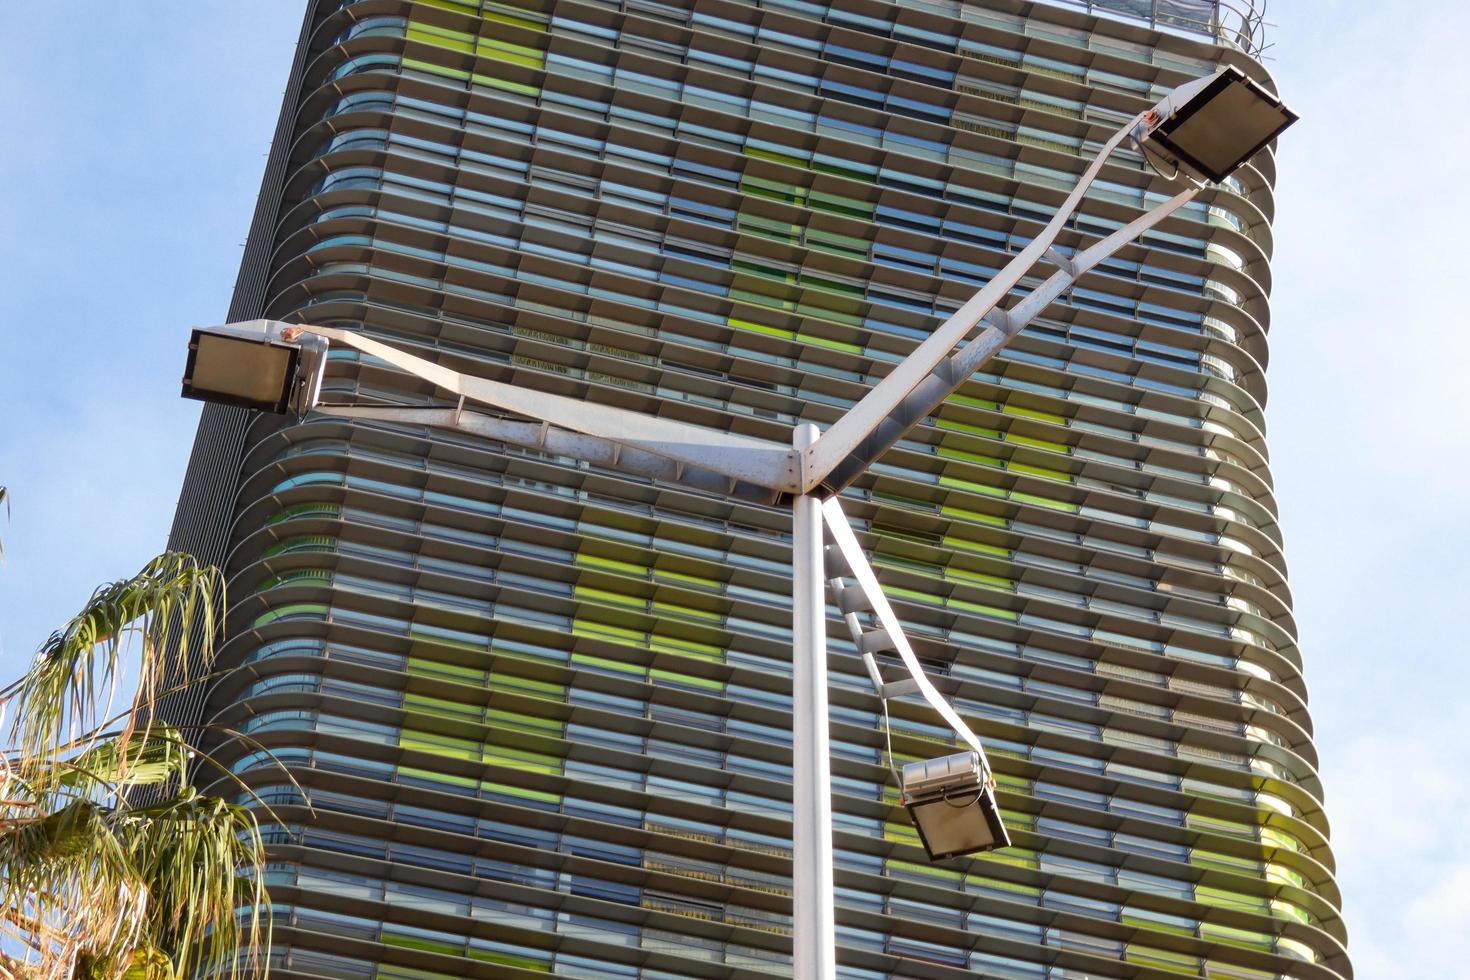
<box><xmin>168</xmin><ymin>0</ymin><xmax>1351</xmax><ymax>977</ymax></box>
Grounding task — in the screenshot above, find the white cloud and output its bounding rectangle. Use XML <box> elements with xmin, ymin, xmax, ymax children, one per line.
<box><xmin>1326</xmin><ymin>719</ymin><xmax>1470</xmax><ymax>976</ymax></box>
<box><xmin>1266</xmin><ymin>2</ymin><xmax>1470</xmax><ymax>974</ymax></box>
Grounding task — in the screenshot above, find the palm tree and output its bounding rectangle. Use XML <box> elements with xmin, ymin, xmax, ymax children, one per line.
<box><xmin>0</xmin><ymin>543</ymin><xmax>271</xmax><ymax>979</ymax></box>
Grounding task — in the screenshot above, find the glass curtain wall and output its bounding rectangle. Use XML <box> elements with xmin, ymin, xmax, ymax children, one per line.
<box><xmin>172</xmin><ymin>1</ymin><xmax>1349</xmax><ymax>978</ymax></box>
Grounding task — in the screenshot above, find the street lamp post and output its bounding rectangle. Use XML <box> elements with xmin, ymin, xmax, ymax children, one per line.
<box><xmin>182</xmin><ymin>65</ymin><xmax>1292</xmax><ymax>980</ymax></box>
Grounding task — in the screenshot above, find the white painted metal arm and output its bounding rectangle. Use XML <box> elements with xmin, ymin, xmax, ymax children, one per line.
<box><xmin>313</xmin><ymin>403</ymin><xmax>787</xmax><ymax>504</ymax></box>
<box><xmin>820</xmin><ymin>496</ymin><xmax>992</xmax><ymax>773</ymax></box>
<box><xmin>801</xmin><ymin>112</ymin><xmax>1145</xmax><ymax>493</ymax></box>
<box><xmin>293</xmin><ymin>325</ymin><xmax>802</xmax><ymax>493</ymax></box>
<box><xmin>812</xmin><ymin>184</ymin><xmax>1199</xmax><ymax>495</ymax></box>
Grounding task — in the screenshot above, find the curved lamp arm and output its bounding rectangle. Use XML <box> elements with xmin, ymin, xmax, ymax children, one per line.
<box><xmin>810</xmin><ymin>184</ymin><xmax>1198</xmax><ymax>496</ymax></box>
<box><xmin>820</xmin><ymin>496</ymin><xmax>993</xmax><ymax>773</ymax></box>
<box><xmin>289</xmin><ymin>324</ymin><xmax>802</xmax><ymax>494</ymax></box>
<box><xmin>800</xmin><ymin>110</ymin><xmax>1150</xmax><ymax>494</ymax></box>
<box><xmin>802</xmin><ymin>63</ymin><xmax>1294</xmax><ymax>496</ymax></box>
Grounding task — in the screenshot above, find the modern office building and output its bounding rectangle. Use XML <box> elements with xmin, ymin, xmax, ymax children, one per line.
<box><xmin>168</xmin><ymin>0</ymin><xmax>1350</xmax><ymax>977</ymax></box>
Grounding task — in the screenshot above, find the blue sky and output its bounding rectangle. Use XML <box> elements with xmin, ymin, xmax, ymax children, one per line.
<box><xmin>1</xmin><ymin>2</ymin><xmax>1464</xmax><ymax>974</ymax></box>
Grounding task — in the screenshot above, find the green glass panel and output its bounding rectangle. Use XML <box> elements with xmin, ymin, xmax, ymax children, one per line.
<box><xmin>485</xmin><ymin>707</ymin><xmax>563</xmax><ymax>735</ymax></box>
<box><xmin>1010</xmin><ymin>491</ymin><xmax>1079</xmax><ymax>512</ymax></box>
<box><xmin>728</xmin><ymin>316</ymin><xmax>794</xmax><ymax>339</ymax></box>
<box><xmin>1003</xmin><ymin>404</ymin><xmax>1067</xmax><ymax>423</ymax></box>
<box><xmin>405</xmin><ymin>693</ymin><xmax>481</xmax><ymax>720</ymax></box>
<box><xmin>938</xmin><ymin>446</ymin><xmax>1003</xmax><ymax>466</ymax></box>
<box><xmin>935</xmin><ymin>418</ymin><xmax>1001</xmax><ymax>438</ymax></box>
<box><xmin>408</xmin><ymin>657</ymin><xmax>486</xmax><ymax>683</ymax></box>
<box><xmin>399</xmin><ymin>765</ymin><xmax>476</xmax><ymax>789</ymax></box>
<box><xmin>482</xmin><ymin>779</ymin><xmax>561</xmax><ymax>804</ymax></box>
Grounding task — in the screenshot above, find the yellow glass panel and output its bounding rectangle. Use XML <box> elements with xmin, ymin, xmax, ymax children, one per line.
<box><xmin>746</xmin><ymin>145</ymin><xmax>806</xmax><ymax>168</ymax></box>
<box><xmin>485</xmin><ymin>708</ymin><xmax>563</xmax><ymax>735</ymax></box>
<box><xmin>484</xmin><ymin>744</ymin><xmax>563</xmax><ymax>775</ymax></box>
<box><xmin>407</xmin><ymin>25</ymin><xmax>475</xmax><ymax>53</ymax></box>
<box><xmin>797</xmin><ymin>333</ymin><xmax>864</xmax><ymax>354</ymax></box>
<box><xmin>576</xmin><ymin>552</ymin><xmax>649</xmax><ymax>575</ymax></box>
<box><xmin>948</xmin><ymin>598</ymin><xmax>1019</xmax><ymax>620</ymax></box>
<box><xmin>650</xmin><ymin>668</ymin><xmax>722</xmax><ymax>691</ymax></box>
<box><xmin>650</xmin><ymin>635</ymin><xmax>723</xmax><ymax>661</ymax></box>
<box><xmin>570</xmin><ymin>653</ymin><xmax>644</xmax><ymax>676</ymax></box>
<box><xmin>405</xmin><ymin>693</ymin><xmax>481</xmax><ymax>720</ymax></box>
<box><xmin>939</xmin><ymin>506</ymin><xmax>1009</xmax><ymax>528</ymax></box>
<box><xmin>1005</xmin><ymin>433</ymin><xmax>1069</xmax><ymax>452</ymax></box>
<box><xmin>574</xmin><ymin>585</ymin><xmax>645</xmax><ymax>608</ymax></box>
<box><xmin>945</xmin><ymin>567</ymin><xmax>1014</xmax><ymax>590</ymax></box>
<box><xmin>1008</xmin><ymin>462</ymin><xmax>1073</xmax><ymax>481</ymax></box>
<box><xmin>729</xmin><ymin>317</ymin><xmax>794</xmax><ymax>339</ymax></box>
<box><xmin>939</xmin><ymin>476</ymin><xmax>1005</xmax><ymax>497</ymax></box>
<box><xmin>652</xmin><ymin>600</ymin><xmax>720</xmax><ymax>622</ymax></box>
<box><xmin>407</xmin><ymin>656</ymin><xmax>485</xmax><ymax>682</ymax></box>
<box><xmin>654</xmin><ymin>568</ymin><xmax>720</xmax><ymax>588</ymax></box>
<box><xmin>482</xmin><ymin>780</ymin><xmax>561</xmax><ymax>804</ymax></box>
<box><xmin>403</xmin><ymin>57</ymin><xmax>470</xmax><ymax>81</ymax></box>
<box><xmin>967</xmin><ymin>872</ymin><xmax>1041</xmax><ymax>897</ymax></box>
<box><xmin>1125</xmin><ymin>944</ymin><xmax>1198</xmax><ymax>969</ymax></box>
<box><xmin>978</xmin><ymin>847</ymin><xmax>1039</xmax><ymax>870</ymax></box>
<box><xmin>1002</xmin><ymin>404</ymin><xmax>1066</xmax><ymax>423</ymax></box>
<box><xmin>470</xmin><ymin>72</ymin><xmax>539</xmax><ymax>96</ymax></box>
<box><xmin>884</xmin><ymin>821</ymin><xmax>921</xmax><ymax>844</ymax></box>
<box><xmin>401</xmin><ymin>730</ymin><xmax>480</xmax><ymax>762</ymax></box>
<box><xmin>935</xmin><ymin>418</ymin><xmax>1000</xmax><ymax>438</ymax></box>
<box><xmin>938</xmin><ymin>446</ymin><xmax>1003</xmax><ymax>466</ymax></box>
<box><xmin>488</xmin><ymin>671</ymin><xmax>565</xmax><ymax>698</ymax></box>
<box><xmin>476</xmin><ymin>38</ymin><xmax>545</xmax><ymax>69</ymax></box>
<box><xmin>1010</xmin><ymin>491</ymin><xmax>1079</xmax><ymax>512</ymax></box>
<box><xmin>400</xmin><ymin>766</ymin><xmax>477</xmax><ymax>791</ymax></box>
<box><xmin>483</xmin><ymin>5</ymin><xmax>547</xmax><ymax>31</ymax></box>
<box><xmin>889</xmin><ymin>859</ymin><xmax>960</xmax><ymax>883</ymax></box>
<box><xmin>942</xmin><ymin>536</ymin><xmax>1011</xmax><ymax>558</ymax></box>
<box><xmin>947</xmin><ymin>393</ymin><xmax>1000</xmax><ymax>411</ymax></box>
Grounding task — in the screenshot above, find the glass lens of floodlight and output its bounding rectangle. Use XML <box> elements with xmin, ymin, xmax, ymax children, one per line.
<box><xmin>1161</xmin><ymin>78</ymin><xmax>1294</xmax><ymax>180</ymax></box>
<box><xmin>189</xmin><ymin>334</ymin><xmax>295</xmax><ymax>410</ymax></box>
<box><xmin>911</xmin><ymin>792</ymin><xmax>996</xmax><ymax>859</ymax></box>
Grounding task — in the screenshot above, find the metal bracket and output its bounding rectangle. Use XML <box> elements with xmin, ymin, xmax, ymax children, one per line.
<box><xmin>1044</xmin><ymin>245</ymin><xmax>1078</xmax><ymax>278</ymax></box>
<box><xmin>980</xmin><ymin>308</ymin><xmax>1013</xmax><ymax>334</ymax></box>
<box><xmin>861</xmin><ymin>652</ymin><xmax>922</xmax><ymax>701</ymax></box>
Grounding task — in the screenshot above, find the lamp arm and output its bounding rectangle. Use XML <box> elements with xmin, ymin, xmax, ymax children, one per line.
<box><xmin>314</xmin><ymin>403</ymin><xmax>787</xmax><ymax>505</ymax></box>
<box><xmin>800</xmin><ymin>111</ymin><xmax>1147</xmax><ymax>493</ymax></box>
<box><xmin>291</xmin><ymin>325</ymin><xmax>802</xmax><ymax>493</ymax></box>
<box><xmin>820</xmin><ymin>496</ymin><xmax>993</xmax><ymax>775</ymax></box>
<box><xmin>812</xmin><ymin>184</ymin><xmax>1199</xmax><ymax>496</ymax></box>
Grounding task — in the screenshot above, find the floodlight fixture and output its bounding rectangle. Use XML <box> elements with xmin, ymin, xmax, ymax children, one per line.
<box><xmin>1138</xmin><ymin>64</ymin><xmax>1297</xmax><ymax>183</ymax></box>
<box><xmin>180</xmin><ymin>319</ymin><xmax>327</xmax><ymax>415</ymax></box>
<box><xmin>901</xmin><ymin>751</ymin><xmax>1010</xmax><ymax>861</ymax></box>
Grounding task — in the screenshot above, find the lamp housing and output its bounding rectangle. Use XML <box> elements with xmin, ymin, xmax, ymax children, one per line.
<box><xmin>1139</xmin><ymin>65</ymin><xmax>1297</xmax><ymax>183</ymax></box>
<box><xmin>181</xmin><ymin>319</ymin><xmax>327</xmax><ymax>415</ymax></box>
<box><xmin>901</xmin><ymin>751</ymin><xmax>1010</xmax><ymax>860</ymax></box>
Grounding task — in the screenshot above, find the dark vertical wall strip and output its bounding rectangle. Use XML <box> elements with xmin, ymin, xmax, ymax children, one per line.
<box><xmin>160</xmin><ymin>3</ymin><xmax>323</xmax><ymax>732</ymax></box>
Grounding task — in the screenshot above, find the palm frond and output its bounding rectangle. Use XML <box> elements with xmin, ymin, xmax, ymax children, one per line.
<box><xmin>7</xmin><ymin>553</ymin><xmax>221</xmax><ymax>776</ymax></box>
<box><xmin>126</xmin><ymin>789</ymin><xmax>270</xmax><ymax>980</ymax></box>
<box><xmin>0</xmin><ymin>550</ymin><xmax>268</xmax><ymax>979</ymax></box>
<box><xmin>0</xmin><ymin>798</ymin><xmax>145</xmax><ymax>976</ymax></box>
<box><xmin>54</xmin><ymin>726</ymin><xmax>192</xmax><ymax>794</ymax></box>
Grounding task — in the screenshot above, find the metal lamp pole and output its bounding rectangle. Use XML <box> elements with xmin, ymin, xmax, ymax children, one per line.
<box><xmin>789</xmin><ymin>422</ymin><xmax>836</xmax><ymax>978</ymax></box>
<box><xmin>182</xmin><ymin>66</ymin><xmax>1294</xmax><ymax>980</ymax></box>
